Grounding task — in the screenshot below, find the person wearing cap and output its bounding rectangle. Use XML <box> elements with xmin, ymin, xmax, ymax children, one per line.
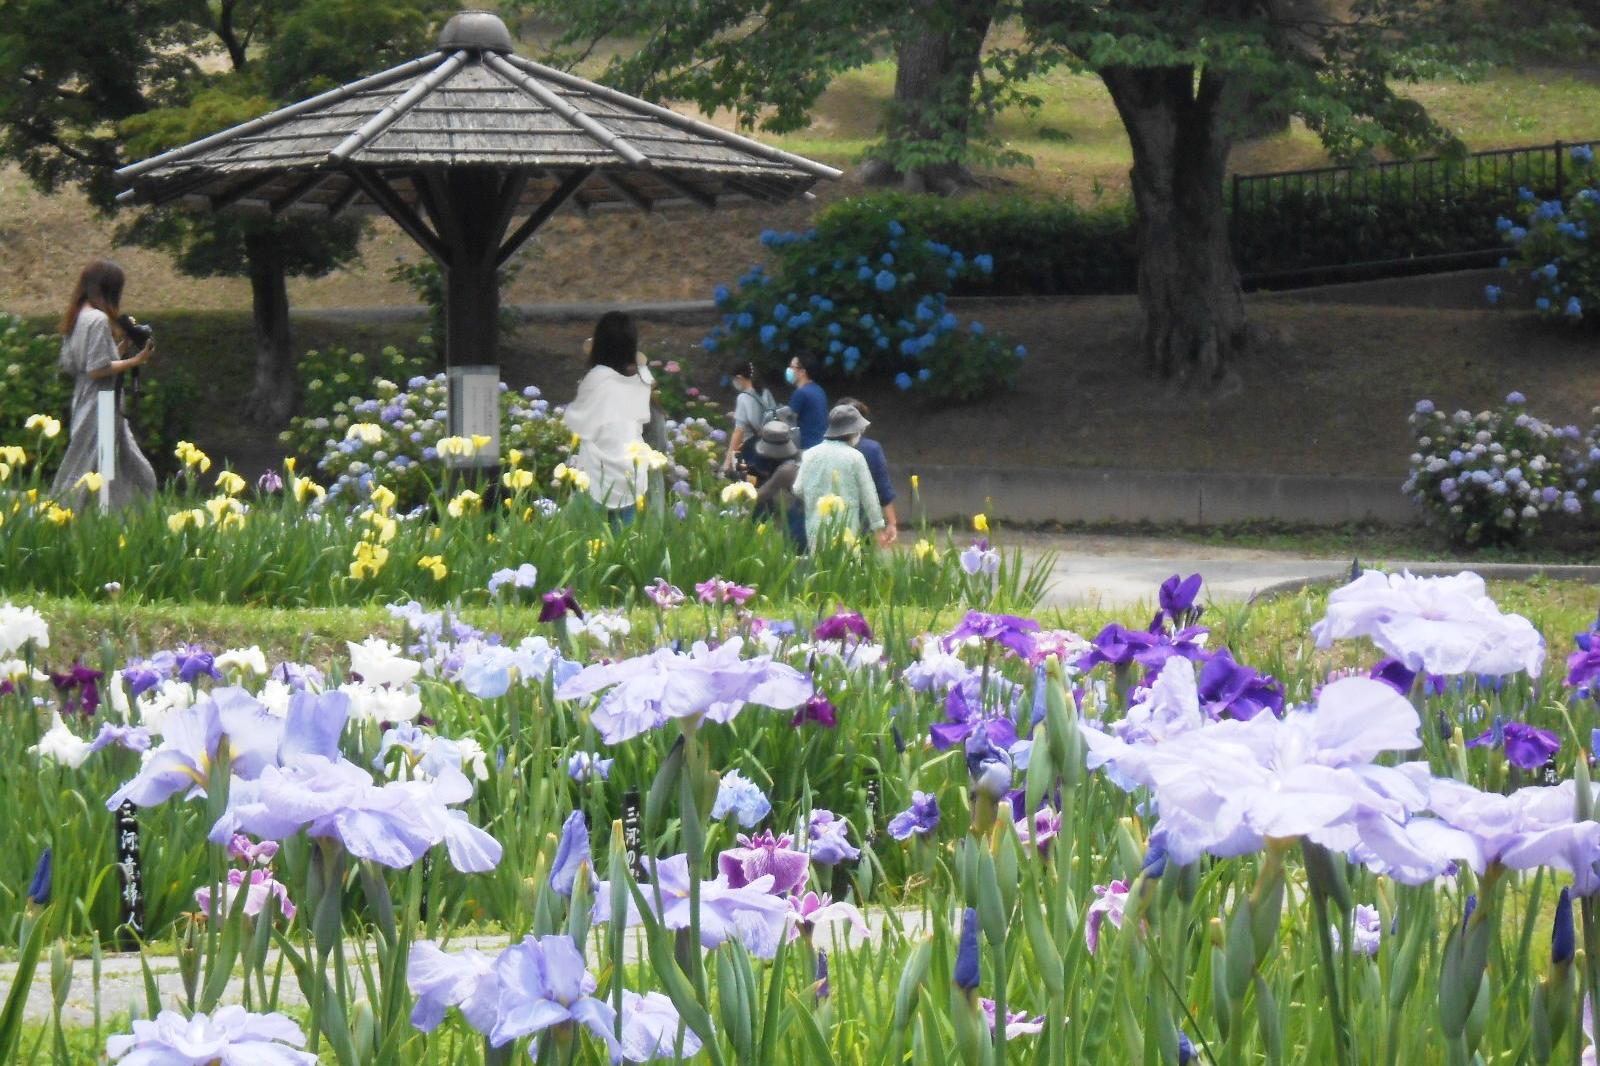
<box><xmin>795</xmin><ymin>404</ymin><xmax>889</xmax><ymax>547</ymax></box>
<box><xmin>836</xmin><ymin>397</ymin><xmax>898</xmax><ymax>544</ymax></box>
<box><xmin>749</xmin><ymin>420</ymin><xmax>807</xmax><ymax>548</ymax></box>
<box><xmin>564</xmin><ymin>311</ymin><xmax>654</xmax><ymax>525</ymax></box>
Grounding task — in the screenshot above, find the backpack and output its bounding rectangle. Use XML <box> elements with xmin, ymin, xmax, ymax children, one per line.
<box><xmin>737</xmin><ymin>388</ymin><xmax>781</xmax><ymax>462</ymax></box>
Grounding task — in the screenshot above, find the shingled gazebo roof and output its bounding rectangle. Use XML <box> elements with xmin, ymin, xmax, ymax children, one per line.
<box><xmin>114</xmin><ymin>11</ymin><xmax>839</xmax><ymax>222</ymax></box>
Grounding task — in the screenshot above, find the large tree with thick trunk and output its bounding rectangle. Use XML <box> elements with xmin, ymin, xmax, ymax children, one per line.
<box><xmin>1021</xmin><ymin>0</ymin><xmax>1588</xmax><ymax>386</ymax></box>
<box><xmin>0</xmin><ymin>0</ymin><xmax>452</xmax><ymax>424</ymax></box>
<box><xmin>512</xmin><ymin>0</ymin><xmax>1035</xmax><ymax>192</ymax></box>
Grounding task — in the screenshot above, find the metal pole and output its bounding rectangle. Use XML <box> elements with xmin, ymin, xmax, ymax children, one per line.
<box><xmin>96</xmin><ymin>385</ymin><xmax>117</xmax><ymax>513</ymax></box>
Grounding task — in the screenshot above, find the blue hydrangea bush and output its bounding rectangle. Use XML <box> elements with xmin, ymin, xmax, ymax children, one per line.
<box><xmin>1404</xmin><ymin>392</ymin><xmax>1594</xmax><ymax>545</ymax></box>
<box><xmin>1488</xmin><ymin>144</ymin><xmax>1600</xmax><ymax>322</ymax></box>
<box><xmin>702</xmin><ymin>204</ymin><xmax>1027</xmax><ymax>401</ymax></box>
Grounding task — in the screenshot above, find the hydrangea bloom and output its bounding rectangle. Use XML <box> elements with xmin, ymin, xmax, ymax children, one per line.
<box><xmin>1311</xmin><ymin>570</ymin><xmax>1545</xmax><ymax>677</ymax></box>
<box><xmin>106</xmin><ymin>1007</ymin><xmax>315</xmax><ymax>1065</ymax></box>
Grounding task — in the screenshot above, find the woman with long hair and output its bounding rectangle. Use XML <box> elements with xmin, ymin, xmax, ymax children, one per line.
<box><xmin>50</xmin><ymin>259</ymin><xmax>157</xmax><ymax>508</ymax></box>
<box><xmin>563</xmin><ymin>311</ymin><xmax>654</xmax><ymax>524</ymax></box>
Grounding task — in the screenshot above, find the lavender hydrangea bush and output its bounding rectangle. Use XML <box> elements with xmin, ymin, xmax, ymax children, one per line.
<box><xmin>1404</xmin><ymin>391</ymin><xmax>1595</xmax><ymax>544</ymax></box>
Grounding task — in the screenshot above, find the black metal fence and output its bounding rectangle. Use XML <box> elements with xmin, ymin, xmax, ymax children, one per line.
<box><xmin>1232</xmin><ymin>138</ymin><xmax>1597</xmax><ymax>289</ymax></box>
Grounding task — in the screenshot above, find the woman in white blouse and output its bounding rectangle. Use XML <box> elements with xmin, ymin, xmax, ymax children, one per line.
<box><xmin>563</xmin><ymin>311</ymin><xmax>654</xmax><ymax>524</ymax></box>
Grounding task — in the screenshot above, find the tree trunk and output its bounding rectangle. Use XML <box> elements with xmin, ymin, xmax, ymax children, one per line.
<box><xmin>861</xmin><ymin>0</ymin><xmax>996</xmax><ymax>195</ymax></box>
<box><xmin>1101</xmin><ymin>65</ymin><xmax>1248</xmax><ymax>388</ymax></box>
<box><xmin>243</xmin><ymin>230</ymin><xmax>296</xmax><ymax>424</ymax></box>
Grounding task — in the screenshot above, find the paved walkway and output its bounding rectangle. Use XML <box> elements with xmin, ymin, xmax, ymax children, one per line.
<box><xmin>1012</xmin><ymin>533</ymin><xmax>1600</xmax><ymax>611</ymax></box>
<box><xmin>7</xmin><ymin>910</ymin><xmax>929</xmax><ymax>1026</ymax></box>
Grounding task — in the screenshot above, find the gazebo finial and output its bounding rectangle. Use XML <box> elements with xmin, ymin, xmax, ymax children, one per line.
<box><xmin>436</xmin><ymin>10</ymin><xmax>515</xmax><ymax>55</ymax></box>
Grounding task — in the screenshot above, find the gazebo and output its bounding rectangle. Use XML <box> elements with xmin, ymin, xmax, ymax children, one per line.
<box><xmin>115</xmin><ymin>9</ymin><xmax>837</xmax><ymax>450</ymax></box>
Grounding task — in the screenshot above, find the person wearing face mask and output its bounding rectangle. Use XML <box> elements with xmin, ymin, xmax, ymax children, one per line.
<box><xmin>784</xmin><ymin>353</ymin><xmax>829</xmax><ymax>449</ymax></box>
<box><xmin>794</xmin><ymin>404</ymin><xmax>889</xmax><ymax>548</ymax></box>
<box><xmin>720</xmin><ymin>359</ymin><xmax>777</xmax><ymax>477</ymax></box>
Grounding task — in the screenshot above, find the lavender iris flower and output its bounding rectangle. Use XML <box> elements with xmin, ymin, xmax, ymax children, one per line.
<box><xmin>89</xmin><ymin>723</ymin><xmax>152</xmax><ymax>755</ymax></box>
<box><xmin>618</xmin><ymin>991</ymin><xmax>701</xmax><ymax>1060</ymax></box>
<box><xmin>1117</xmin><ymin>678</ymin><xmax>1432</xmax><ymax>868</ymax></box>
<box><xmin>1329</xmin><ymin>904</ymin><xmax>1383</xmax><ymax>956</ymax></box>
<box><xmin>887</xmin><ymin>791</ymin><xmax>940</xmax><ymax>840</ymax></box>
<box><xmin>106</xmin><ymin>689</ymin><xmax>349</xmax><ymax>810</ymax></box>
<box><xmin>805</xmin><ymin>809</ymin><xmax>861</xmax><ymax>865</ymax></box>
<box><xmin>966</xmin><ymin>735</ymin><xmax>1015</xmax><ymax>802</ymax></box>
<box><xmin>1467</xmin><ymin>718</ymin><xmax>1561</xmax><ymax>770</ymax></box>
<box><xmin>567</xmin><ymin>751</ymin><xmax>613</xmax><ymax>783</ymax></box>
<box><xmin>718</xmin><ymin>831</ymin><xmax>811</xmax><ymax>895</ymax></box>
<box><xmin>407</xmin><ymin>942</ymin><xmax>502</xmax><ymax>1034</ymax></box>
<box><xmin>556</xmin><ymin>636</ymin><xmax>812</xmax><ymax>745</ymax></box>
<box><xmin>209</xmin><ymin>756</ymin><xmax>502</xmax><ymax>873</ymax></box>
<box><xmin>1567</xmin><ymin>631</ymin><xmax>1600</xmax><ymax>695</ymax></box>
<box><xmin>1416</xmin><ymin>778</ymin><xmax>1600</xmax><ymax>894</ymax></box>
<box><xmin>1084</xmin><ymin>880</ymin><xmax>1129</xmax><ymax>954</ymax></box>
<box><xmin>712</xmin><ymin>770</ymin><xmax>772</xmax><ymax>827</ymax></box>
<box><xmin>175</xmin><ymin>645</ymin><xmax>222</xmax><ymax>684</ymax></box>
<box><xmin>122</xmin><ymin>654</ymin><xmax>175</xmax><ymax>696</ymax></box>
<box><xmin>487</xmin><ymin>563</ymin><xmax>538</xmax><ymax>596</ymax></box>
<box><xmin>1311</xmin><ymin>570</ymin><xmax>1545</xmax><ymax>677</ymax></box>
<box><xmin>549</xmin><ymin>811</ymin><xmax>591</xmax><ymax>897</ymax></box>
<box><xmin>488</xmin><ymin>935</ymin><xmax>616</xmax><ymax>1053</ymax></box>
<box><xmin>594</xmin><ymin>854</ymin><xmax>792</xmax><ymax>958</ymax></box>
<box><xmin>929</xmin><ymin>685</ymin><xmax>1019</xmax><ymax>751</ymax></box>
<box><xmin>958</xmin><ymin>540</ymin><xmax>1000</xmax><ymax>576</ymax></box>
<box><xmin>106</xmin><ymin>1007</ymin><xmax>316</xmax><ymax>1065</ymax></box>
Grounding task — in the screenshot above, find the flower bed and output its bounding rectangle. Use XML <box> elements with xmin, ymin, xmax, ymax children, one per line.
<box><xmin>4</xmin><ymin>568</ymin><xmax>1600</xmax><ymax>1063</ymax></box>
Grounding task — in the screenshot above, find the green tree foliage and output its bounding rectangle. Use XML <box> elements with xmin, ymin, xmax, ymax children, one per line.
<box><xmin>509</xmin><ymin>0</ymin><xmax>1042</xmax><ymax>187</ymax></box>
<box><xmin>0</xmin><ymin>0</ymin><xmax>454</xmax><ymax>423</ymax></box>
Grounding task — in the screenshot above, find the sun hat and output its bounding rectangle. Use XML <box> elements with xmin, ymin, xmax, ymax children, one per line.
<box><xmin>755</xmin><ymin>420</ymin><xmax>799</xmax><ymax>460</ymax></box>
<box><xmin>823</xmin><ymin>404</ymin><xmax>870</xmax><ymax>440</ymax></box>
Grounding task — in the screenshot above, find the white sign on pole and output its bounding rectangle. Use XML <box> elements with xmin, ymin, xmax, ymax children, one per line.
<box><xmin>446</xmin><ymin>365</ymin><xmax>501</xmax><ymax>468</ymax></box>
<box><xmin>96</xmin><ymin>386</ymin><xmax>117</xmax><ymax>512</ymax></box>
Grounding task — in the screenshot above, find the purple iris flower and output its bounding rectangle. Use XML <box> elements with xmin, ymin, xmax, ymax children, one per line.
<box><xmin>26</xmin><ymin>847</ymin><xmax>50</xmax><ymax>906</ymax></box>
<box><xmin>718</xmin><ymin>830</ymin><xmax>810</xmax><ymax>895</ymax></box>
<box><xmin>943</xmin><ymin>611</ymin><xmax>1040</xmax><ymax>660</ymax></box>
<box><xmin>209</xmin><ymin>755</ymin><xmax>502</xmax><ymax>873</ymax></box>
<box><xmin>175</xmin><ymin>645</ymin><xmax>222</xmax><ymax>684</ymax></box>
<box><xmin>566</xmin><ymin>751</ymin><xmax>612</xmax><ymax>782</ymax></box>
<box><xmin>539</xmin><ymin>588</ymin><xmax>583</xmax><ymax>623</ymax></box>
<box><xmin>815</xmin><ymin>609</ymin><xmax>873</xmax><ymax>643</ymax></box>
<box><xmin>928</xmin><ymin>685</ymin><xmax>1019</xmax><ymax>751</ymax></box>
<box><xmin>257</xmin><ymin>470</ymin><xmax>284</xmax><ymax>494</ymax></box>
<box><xmin>1196</xmin><ymin>649</ymin><xmax>1284</xmax><ymax>721</ymax></box>
<box><xmin>887</xmin><ymin>792</ymin><xmax>940</xmax><ymax>841</ymax></box>
<box><xmin>50</xmin><ymin>663</ymin><xmax>103</xmax><ymax>716</ymax></box>
<box><xmin>954</xmin><ymin>908</ymin><xmax>980</xmax><ymax>991</ymax></box>
<box><xmin>595</xmin><ymin>853</ymin><xmax>792</xmax><ymax>958</ymax></box>
<box><xmin>488</xmin><ymin>935</ymin><xmax>616</xmax><ymax>1053</ymax></box>
<box><xmin>1158</xmin><ymin>573</ymin><xmax>1203</xmax><ymax>621</ymax></box>
<box><xmin>549</xmin><ymin>810</ymin><xmax>590</xmax><ymax>897</ymax></box>
<box><xmin>1467</xmin><ymin>717</ymin><xmax>1561</xmax><ymax>770</ymax></box>
<box><xmin>791</xmin><ymin>693</ymin><xmax>838</xmax><ymax>728</ymax></box>
<box><xmin>1076</xmin><ymin>624</ymin><xmax>1160</xmax><ymax>671</ymax></box>
<box><xmin>122</xmin><ymin>654</ymin><xmax>175</xmax><ymax>697</ymax></box>
<box><xmin>1554</xmin><ymin>887</ymin><xmax>1576</xmax><ymax>964</ymax></box>
<box><xmin>1368</xmin><ymin>657</ymin><xmax>1447</xmax><ymax>697</ymax></box>
<box><xmin>106</xmin><ymin>689</ymin><xmax>349</xmax><ymax>810</ymax></box>
<box><xmin>555</xmin><ymin>636</ymin><xmax>812</xmax><ymax>745</ymax></box>
<box><xmin>805</xmin><ymin>809</ymin><xmax>860</xmax><ymax>865</ymax></box>
<box><xmin>966</xmin><ymin>734</ymin><xmax>1015</xmax><ymax>801</ymax></box>
<box><xmin>1567</xmin><ymin>630</ymin><xmax>1600</xmax><ymax>695</ymax></box>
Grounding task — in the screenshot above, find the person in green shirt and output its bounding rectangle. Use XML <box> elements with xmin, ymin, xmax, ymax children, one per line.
<box><xmin>795</xmin><ymin>404</ymin><xmax>889</xmax><ymax>548</ymax></box>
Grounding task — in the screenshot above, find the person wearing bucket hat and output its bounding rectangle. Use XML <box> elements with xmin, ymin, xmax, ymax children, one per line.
<box><xmin>794</xmin><ymin>404</ymin><xmax>888</xmax><ymax>548</ymax></box>
<box><xmin>749</xmin><ymin>420</ymin><xmax>806</xmax><ymax>547</ymax></box>
<box><xmin>837</xmin><ymin>397</ymin><xmax>898</xmax><ymax>545</ymax></box>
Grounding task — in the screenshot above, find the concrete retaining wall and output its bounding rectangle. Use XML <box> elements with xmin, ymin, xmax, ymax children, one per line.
<box><xmin>907</xmin><ymin>464</ymin><xmax>1417</xmax><ymax>526</ymax></box>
